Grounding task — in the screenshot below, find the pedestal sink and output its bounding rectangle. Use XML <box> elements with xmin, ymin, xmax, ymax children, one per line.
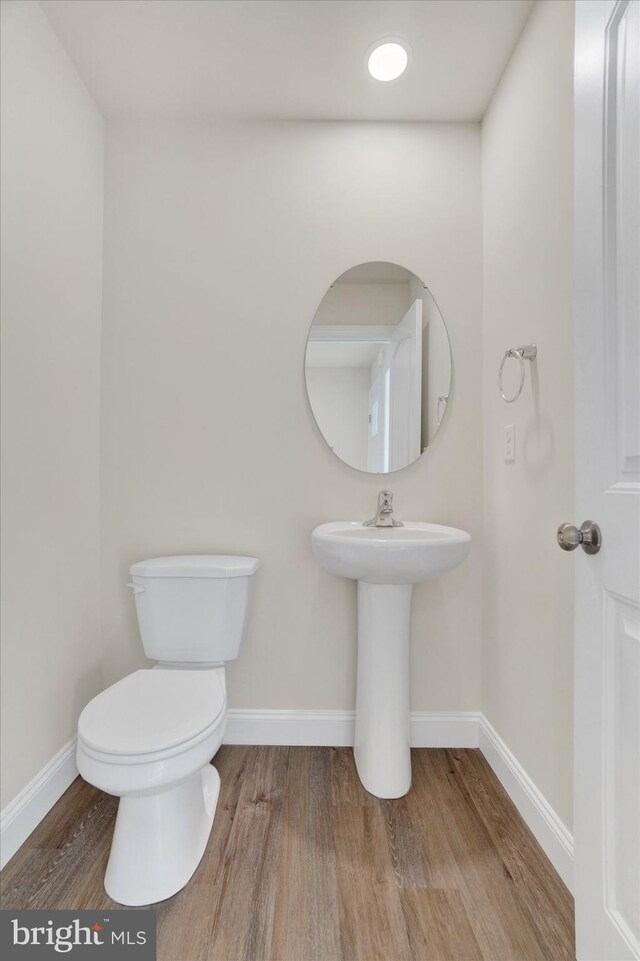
<box><xmin>311</xmin><ymin>520</ymin><xmax>471</xmax><ymax>799</ymax></box>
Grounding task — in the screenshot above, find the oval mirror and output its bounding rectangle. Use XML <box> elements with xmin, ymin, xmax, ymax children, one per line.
<box><xmin>305</xmin><ymin>262</ymin><xmax>452</xmax><ymax>473</ymax></box>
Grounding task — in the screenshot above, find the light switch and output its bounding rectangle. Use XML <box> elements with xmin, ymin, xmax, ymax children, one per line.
<box><xmin>504</xmin><ymin>424</ymin><xmax>515</xmax><ymax>463</ymax></box>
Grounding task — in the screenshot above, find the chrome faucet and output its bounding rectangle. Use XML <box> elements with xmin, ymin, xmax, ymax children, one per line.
<box><xmin>363</xmin><ymin>490</ymin><xmax>404</xmax><ymax>528</ymax></box>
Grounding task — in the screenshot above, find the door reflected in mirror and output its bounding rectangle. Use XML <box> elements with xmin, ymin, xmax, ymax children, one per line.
<box><xmin>305</xmin><ymin>262</ymin><xmax>452</xmax><ymax>473</ymax></box>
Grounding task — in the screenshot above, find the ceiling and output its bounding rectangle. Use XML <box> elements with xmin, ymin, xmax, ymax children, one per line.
<box><xmin>40</xmin><ymin>0</ymin><xmax>534</xmax><ymax>122</ymax></box>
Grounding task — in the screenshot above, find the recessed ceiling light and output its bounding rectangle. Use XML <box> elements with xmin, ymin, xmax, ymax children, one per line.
<box><xmin>367</xmin><ymin>41</ymin><xmax>409</xmax><ymax>82</ymax></box>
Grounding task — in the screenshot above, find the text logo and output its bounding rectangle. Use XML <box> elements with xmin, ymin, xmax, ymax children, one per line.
<box><xmin>0</xmin><ymin>910</ymin><xmax>156</xmax><ymax>960</ymax></box>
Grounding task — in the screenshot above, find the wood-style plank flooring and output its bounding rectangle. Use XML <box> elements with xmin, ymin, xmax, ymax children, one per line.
<box><xmin>0</xmin><ymin>747</ymin><xmax>575</xmax><ymax>961</ymax></box>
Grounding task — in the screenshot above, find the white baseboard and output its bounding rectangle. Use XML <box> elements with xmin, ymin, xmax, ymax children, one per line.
<box><xmin>478</xmin><ymin>716</ymin><xmax>574</xmax><ymax>892</ymax></box>
<box><xmin>224</xmin><ymin>709</ymin><xmax>481</xmax><ymax>748</ymax></box>
<box><xmin>0</xmin><ymin>737</ymin><xmax>78</xmax><ymax>870</ymax></box>
<box><xmin>0</xmin><ymin>712</ymin><xmax>573</xmax><ymax>896</ymax></box>
<box><xmin>410</xmin><ymin>710</ymin><xmax>480</xmax><ymax>747</ymax></box>
<box><xmin>225</xmin><ymin>709</ymin><xmax>356</xmax><ymax>746</ymax></box>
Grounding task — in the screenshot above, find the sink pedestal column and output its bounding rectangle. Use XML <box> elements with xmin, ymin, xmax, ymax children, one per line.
<box><xmin>353</xmin><ymin>581</ymin><xmax>412</xmax><ymax>798</ymax></box>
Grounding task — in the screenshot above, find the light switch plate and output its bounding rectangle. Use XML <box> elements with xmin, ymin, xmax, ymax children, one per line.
<box><xmin>504</xmin><ymin>424</ymin><xmax>515</xmax><ymax>462</ymax></box>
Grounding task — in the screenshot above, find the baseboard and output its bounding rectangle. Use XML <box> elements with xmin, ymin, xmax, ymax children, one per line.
<box><xmin>0</xmin><ymin>713</ymin><xmax>573</xmax><ymax>896</ymax></box>
<box><xmin>410</xmin><ymin>710</ymin><xmax>480</xmax><ymax>747</ymax></box>
<box><xmin>224</xmin><ymin>709</ymin><xmax>481</xmax><ymax>748</ymax></box>
<box><xmin>478</xmin><ymin>717</ymin><xmax>574</xmax><ymax>893</ymax></box>
<box><xmin>225</xmin><ymin>709</ymin><xmax>356</xmax><ymax>746</ymax></box>
<box><xmin>0</xmin><ymin>737</ymin><xmax>78</xmax><ymax>870</ymax></box>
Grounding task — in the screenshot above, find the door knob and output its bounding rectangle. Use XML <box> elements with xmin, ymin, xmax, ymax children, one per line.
<box><xmin>557</xmin><ymin>520</ymin><xmax>602</xmax><ymax>554</ymax></box>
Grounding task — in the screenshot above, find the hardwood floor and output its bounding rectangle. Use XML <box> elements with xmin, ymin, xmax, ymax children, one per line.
<box><xmin>0</xmin><ymin>747</ymin><xmax>575</xmax><ymax>961</ymax></box>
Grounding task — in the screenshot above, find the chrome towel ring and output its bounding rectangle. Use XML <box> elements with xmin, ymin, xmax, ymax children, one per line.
<box><xmin>498</xmin><ymin>344</ymin><xmax>537</xmax><ymax>403</ymax></box>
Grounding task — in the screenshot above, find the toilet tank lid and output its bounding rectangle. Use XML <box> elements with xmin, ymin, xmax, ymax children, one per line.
<box><xmin>129</xmin><ymin>555</ymin><xmax>260</xmax><ymax>578</ymax></box>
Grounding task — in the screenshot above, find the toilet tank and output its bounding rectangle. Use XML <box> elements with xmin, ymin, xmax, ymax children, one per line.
<box><xmin>128</xmin><ymin>555</ymin><xmax>260</xmax><ymax>663</ymax></box>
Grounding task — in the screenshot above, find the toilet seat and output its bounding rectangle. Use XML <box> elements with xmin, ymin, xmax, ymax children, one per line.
<box><xmin>78</xmin><ymin>669</ymin><xmax>226</xmax><ymax>759</ymax></box>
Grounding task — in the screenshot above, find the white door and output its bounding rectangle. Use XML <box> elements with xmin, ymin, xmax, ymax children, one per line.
<box><xmin>367</xmin><ymin>367</ymin><xmax>389</xmax><ymax>472</ymax></box>
<box><xmin>367</xmin><ymin>299</ymin><xmax>422</xmax><ymax>472</ymax></box>
<box><xmin>574</xmin><ymin>2</ymin><xmax>640</xmax><ymax>959</ymax></box>
<box><xmin>388</xmin><ymin>299</ymin><xmax>422</xmax><ymax>471</ymax></box>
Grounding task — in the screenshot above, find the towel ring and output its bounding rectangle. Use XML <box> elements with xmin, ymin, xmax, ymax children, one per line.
<box><xmin>499</xmin><ymin>344</ymin><xmax>537</xmax><ymax>403</ymax></box>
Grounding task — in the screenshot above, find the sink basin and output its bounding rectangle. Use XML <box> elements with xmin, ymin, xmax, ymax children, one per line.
<box><xmin>311</xmin><ymin>518</ymin><xmax>471</xmax><ymax>799</ymax></box>
<box><xmin>311</xmin><ymin>521</ymin><xmax>471</xmax><ymax>585</ymax></box>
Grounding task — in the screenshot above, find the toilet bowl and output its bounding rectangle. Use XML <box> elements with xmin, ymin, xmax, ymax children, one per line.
<box><xmin>77</xmin><ymin>554</ymin><xmax>259</xmax><ymax>906</ymax></box>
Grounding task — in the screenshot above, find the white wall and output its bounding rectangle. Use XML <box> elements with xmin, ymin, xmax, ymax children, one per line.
<box><xmin>481</xmin><ymin>0</ymin><xmax>575</xmax><ymax>828</ymax></box>
<box><xmin>100</xmin><ymin>121</ymin><xmax>484</xmax><ymax>714</ymax></box>
<box><xmin>305</xmin><ymin>366</ymin><xmax>370</xmax><ymax>471</ymax></box>
<box><xmin>0</xmin><ymin>1</ymin><xmax>105</xmax><ymax>807</ymax></box>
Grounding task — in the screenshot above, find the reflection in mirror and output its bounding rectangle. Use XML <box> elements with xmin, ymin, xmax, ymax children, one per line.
<box><xmin>304</xmin><ymin>262</ymin><xmax>452</xmax><ymax>473</ymax></box>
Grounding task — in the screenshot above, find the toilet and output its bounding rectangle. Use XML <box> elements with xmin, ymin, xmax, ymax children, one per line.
<box><xmin>76</xmin><ymin>554</ymin><xmax>259</xmax><ymax>906</ymax></box>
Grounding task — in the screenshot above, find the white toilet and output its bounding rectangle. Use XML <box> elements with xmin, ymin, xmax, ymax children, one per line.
<box><xmin>76</xmin><ymin>554</ymin><xmax>259</xmax><ymax>906</ymax></box>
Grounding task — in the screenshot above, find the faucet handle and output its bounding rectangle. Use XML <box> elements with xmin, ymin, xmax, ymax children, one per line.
<box><xmin>378</xmin><ymin>490</ymin><xmax>393</xmax><ymax>510</ymax></box>
<box><xmin>364</xmin><ymin>490</ymin><xmax>402</xmax><ymax>527</ymax></box>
